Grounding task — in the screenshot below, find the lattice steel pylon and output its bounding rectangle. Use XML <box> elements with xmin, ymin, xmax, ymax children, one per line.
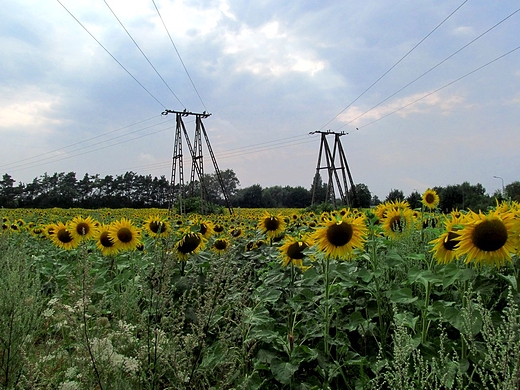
<box><xmin>310</xmin><ymin>130</ymin><xmax>358</xmax><ymax>208</ymax></box>
<box><xmin>162</xmin><ymin>109</ymin><xmax>233</xmax><ymax>215</ymax></box>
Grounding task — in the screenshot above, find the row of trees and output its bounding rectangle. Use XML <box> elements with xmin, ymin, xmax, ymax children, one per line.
<box><xmin>1</xmin><ymin>170</ymin><xmax>518</xmax><ymax>211</ymax></box>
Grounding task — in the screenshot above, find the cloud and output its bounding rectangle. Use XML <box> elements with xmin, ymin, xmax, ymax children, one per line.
<box><xmin>0</xmin><ymin>88</ymin><xmax>63</xmax><ymax>134</ymax></box>
<box><xmin>452</xmin><ymin>26</ymin><xmax>475</xmax><ymax>36</ymax></box>
<box><xmin>337</xmin><ymin>91</ymin><xmax>466</xmax><ymax>126</ymax></box>
<box><xmin>221</xmin><ymin>20</ymin><xmax>326</xmax><ymax>77</ymax></box>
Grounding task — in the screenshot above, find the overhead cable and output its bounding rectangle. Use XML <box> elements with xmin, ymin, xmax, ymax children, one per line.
<box><xmin>337</xmin><ymin>6</ymin><xmax>520</xmax><ymax>130</ymax></box>
<box><xmin>354</xmin><ymin>44</ymin><xmax>520</xmax><ymax>130</ymax></box>
<box><xmin>320</xmin><ymin>0</ymin><xmax>469</xmax><ymax>130</ymax></box>
<box><xmin>103</xmin><ymin>0</ymin><xmax>185</xmax><ymax>108</ymax></box>
<box><xmin>55</xmin><ymin>0</ymin><xmax>166</xmax><ymax>108</ymax></box>
<box><xmin>151</xmin><ymin>0</ymin><xmax>208</xmax><ymax>111</ymax></box>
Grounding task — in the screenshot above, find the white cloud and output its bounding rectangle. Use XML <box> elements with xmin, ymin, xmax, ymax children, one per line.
<box><xmin>452</xmin><ymin>26</ymin><xmax>475</xmax><ymax>36</ymax></box>
<box><xmin>221</xmin><ymin>20</ymin><xmax>326</xmax><ymax>77</ymax></box>
<box><xmin>337</xmin><ymin>91</ymin><xmax>466</xmax><ymax>125</ymax></box>
<box><xmin>0</xmin><ymin>89</ymin><xmax>62</xmax><ymax>134</ymax></box>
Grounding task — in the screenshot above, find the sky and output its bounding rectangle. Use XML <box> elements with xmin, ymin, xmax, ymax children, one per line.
<box><xmin>1</xmin><ymin>0</ymin><xmax>519</xmax><ymax>199</ymax></box>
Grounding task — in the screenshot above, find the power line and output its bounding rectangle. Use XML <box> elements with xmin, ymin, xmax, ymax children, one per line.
<box><xmin>320</xmin><ymin>0</ymin><xmax>469</xmax><ymax>131</ymax></box>
<box><xmin>151</xmin><ymin>0</ymin><xmax>208</xmax><ymax>111</ymax></box>
<box><xmin>103</xmin><ymin>0</ymin><xmax>185</xmax><ymax>108</ymax></box>
<box><xmin>5</xmin><ymin>119</ymin><xmax>176</xmax><ymax>174</ymax></box>
<box><xmin>337</xmin><ymin>5</ymin><xmax>520</xmax><ymax>130</ymax></box>
<box><xmin>55</xmin><ymin>0</ymin><xmax>166</xmax><ymax>108</ymax></box>
<box><xmin>0</xmin><ymin>115</ymin><xmax>164</xmax><ymax>171</ymax></box>
<box><xmin>354</xmin><ymin>44</ymin><xmax>520</xmax><ymax>130</ymax></box>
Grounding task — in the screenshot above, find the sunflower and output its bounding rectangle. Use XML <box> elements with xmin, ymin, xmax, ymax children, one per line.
<box><xmin>108</xmin><ymin>218</ymin><xmax>142</xmax><ymax>251</ymax></box>
<box><xmin>422</xmin><ymin>189</ymin><xmax>440</xmax><ymax>209</ymax></box>
<box><xmin>198</xmin><ymin>220</ymin><xmax>214</xmax><ymax>239</ymax></box>
<box><xmin>279</xmin><ymin>236</ymin><xmax>312</xmax><ymax>270</ymax></box>
<box><xmin>174</xmin><ymin>232</ymin><xmax>205</xmax><ymax>260</ymax></box>
<box><xmin>455</xmin><ymin>209</ymin><xmax>516</xmax><ymax>267</ymax></box>
<box><xmin>50</xmin><ymin>222</ymin><xmax>81</xmax><ymax>250</ymax></box>
<box><xmin>69</xmin><ymin>215</ymin><xmax>99</xmax><ymax>241</ymax></box>
<box><xmin>258</xmin><ymin>213</ymin><xmax>286</xmax><ymax>239</ymax></box>
<box><xmin>429</xmin><ymin>216</ymin><xmax>464</xmax><ymax>264</ymax></box>
<box><xmin>143</xmin><ymin>215</ymin><xmax>171</xmax><ymax>238</ymax></box>
<box><xmin>95</xmin><ymin>224</ymin><xmax>119</xmax><ymax>256</ymax></box>
<box><xmin>212</xmin><ymin>237</ymin><xmax>230</xmax><ymax>254</ymax></box>
<box><xmin>311</xmin><ymin>214</ymin><xmax>367</xmax><ymax>259</ymax></box>
<box><xmin>381</xmin><ymin>207</ymin><xmax>414</xmax><ymax>239</ymax></box>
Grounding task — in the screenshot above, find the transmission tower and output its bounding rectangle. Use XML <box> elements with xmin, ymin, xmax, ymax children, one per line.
<box><xmin>162</xmin><ymin>109</ymin><xmax>233</xmax><ymax>215</ymax></box>
<box><xmin>310</xmin><ymin>130</ymin><xmax>358</xmax><ymax>208</ymax></box>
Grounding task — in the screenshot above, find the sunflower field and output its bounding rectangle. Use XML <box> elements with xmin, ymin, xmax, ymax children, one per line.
<box><xmin>1</xmin><ymin>191</ymin><xmax>520</xmax><ymax>389</ymax></box>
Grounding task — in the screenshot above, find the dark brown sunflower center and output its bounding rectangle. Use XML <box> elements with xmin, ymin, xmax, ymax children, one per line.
<box><xmin>117</xmin><ymin>227</ymin><xmax>134</xmax><ymax>243</ymax></box>
<box><xmin>286</xmin><ymin>242</ymin><xmax>308</xmax><ymax>260</ymax></box>
<box><xmin>57</xmin><ymin>229</ymin><xmax>73</xmax><ymax>244</ymax></box>
<box><xmin>443</xmin><ymin>231</ymin><xmax>460</xmax><ymax>251</ymax></box>
<box><xmin>425</xmin><ymin>194</ymin><xmax>435</xmax><ymax>204</ymax></box>
<box><xmin>100</xmin><ymin>231</ymin><xmax>114</xmax><ymax>248</ymax></box>
<box><xmin>214</xmin><ymin>239</ymin><xmax>228</xmax><ymax>250</ymax></box>
<box><xmin>231</xmin><ymin>229</ymin><xmax>241</xmax><ymax>237</ymax></box>
<box><xmin>200</xmin><ymin>223</ymin><xmax>208</xmax><ymax>235</ymax></box>
<box><xmin>76</xmin><ymin>222</ymin><xmax>90</xmax><ymax>235</ymax></box>
<box><xmin>390</xmin><ymin>216</ymin><xmax>404</xmax><ymax>233</ymax></box>
<box><xmin>149</xmin><ymin>221</ymin><xmax>165</xmax><ymax>234</ymax></box>
<box><xmin>214</xmin><ymin>224</ymin><xmax>224</xmax><ymax>233</ymax></box>
<box><xmin>264</xmin><ymin>217</ymin><xmax>280</xmax><ymax>231</ymax></box>
<box><xmin>326</xmin><ymin>222</ymin><xmax>353</xmax><ymax>247</ymax></box>
<box><xmin>471</xmin><ymin>219</ymin><xmax>508</xmax><ymax>252</ymax></box>
<box><xmin>178</xmin><ymin>233</ymin><xmax>201</xmax><ymax>254</ymax></box>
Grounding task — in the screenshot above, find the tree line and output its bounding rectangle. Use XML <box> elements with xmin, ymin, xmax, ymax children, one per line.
<box><xmin>1</xmin><ymin>170</ymin><xmax>518</xmax><ymax>210</ymax></box>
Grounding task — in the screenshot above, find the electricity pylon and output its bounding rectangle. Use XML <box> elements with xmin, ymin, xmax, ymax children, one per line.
<box><xmin>162</xmin><ymin>109</ymin><xmax>233</xmax><ymax>214</ymax></box>
<box><xmin>310</xmin><ymin>130</ymin><xmax>357</xmax><ymax>208</ymax></box>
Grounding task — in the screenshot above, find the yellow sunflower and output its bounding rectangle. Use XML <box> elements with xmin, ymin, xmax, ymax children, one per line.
<box><xmin>455</xmin><ymin>209</ymin><xmax>516</xmax><ymax>267</ymax></box>
<box><xmin>95</xmin><ymin>224</ymin><xmax>119</xmax><ymax>256</ymax></box>
<box><xmin>143</xmin><ymin>215</ymin><xmax>171</xmax><ymax>238</ymax></box>
<box><xmin>69</xmin><ymin>215</ymin><xmax>99</xmax><ymax>241</ymax></box>
<box><xmin>429</xmin><ymin>216</ymin><xmax>463</xmax><ymax>264</ymax></box>
<box><xmin>279</xmin><ymin>236</ymin><xmax>312</xmax><ymax>271</ymax></box>
<box><xmin>50</xmin><ymin>222</ymin><xmax>81</xmax><ymax>250</ymax></box>
<box><xmin>198</xmin><ymin>220</ymin><xmax>214</xmax><ymax>240</ymax></box>
<box><xmin>422</xmin><ymin>189</ymin><xmax>440</xmax><ymax>209</ymax></box>
<box><xmin>212</xmin><ymin>237</ymin><xmax>231</xmax><ymax>254</ymax></box>
<box><xmin>108</xmin><ymin>218</ymin><xmax>142</xmax><ymax>251</ymax></box>
<box><xmin>174</xmin><ymin>232</ymin><xmax>205</xmax><ymax>260</ymax></box>
<box><xmin>311</xmin><ymin>214</ymin><xmax>368</xmax><ymax>259</ymax></box>
<box><xmin>258</xmin><ymin>213</ymin><xmax>286</xmax><ymax>239</ymax></box>
<box><xmin>381</xmin><ymin>207</ymin><xmax>414</xmax><ymax>239</ymax></box>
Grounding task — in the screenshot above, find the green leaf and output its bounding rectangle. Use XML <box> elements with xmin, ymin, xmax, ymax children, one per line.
<box><xmin>498</xmin><ymin>273</ymin><xmax>517</xmax><ymax>291</ymax></box>
<box><xmin>408</xmin><ymin>267</ymin><xmax>442</xmax><ymax>289</ymax></box>
<box><xmin>270</xmin><ymin>358</ymin><xmax>298</xmax><ymax>384</ymax></box>
<box><xmin>388</xmin><ymin>287</ymin><xmax>418</xmax><ymax>304</ymax></box>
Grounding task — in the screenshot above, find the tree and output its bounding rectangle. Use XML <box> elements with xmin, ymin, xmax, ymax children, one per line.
<box><xmin>406</xmin><ymin>190</ymin><xmax>422</xmax><ymax>209</ymax></box>
<box><xmin>349</xmin><ymin>183</ymin><xmax>371</xmax><ymax>208</ymax></box>
<box><xmin>505</xmin><ymin>181</ymin><xmax>520</xmax><ymax>202</ymax></box>
<box><xmin>385</xmin><ymin>189</ymin><xmax>405</xmax><ymax>203</ymax></box>
<box><xmin>236</xmin><ymin>184</ymin><xmax>264</xmax><ymax>208</ymax></box>
<box><xmin>0</xmin><ymin>174</ymin><xmax>16</xmax><ymax>208</ymax></box>
<box><xmin>310</xmin><ymin>173</ymin><xmax>327</xmax><ymax>204</ymax></box>
<box><xmin>285</xmin><ymin>186</ymin><xmax>311</xmax><ymax>208</ymax></box>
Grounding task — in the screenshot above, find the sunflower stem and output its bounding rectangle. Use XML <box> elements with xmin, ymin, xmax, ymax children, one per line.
<box><xmin>322</xmin><ymin>255</ymin><xmax>331</xmax><ymax>381</ymax></box>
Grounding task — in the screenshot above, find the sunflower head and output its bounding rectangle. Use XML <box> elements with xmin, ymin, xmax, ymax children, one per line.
<box><xmin>175</xmin><ymin>232</ymin><xmax>204</xmax><ymax>260</ymax></box>
<box><xmin>212</xmin><ymin>238</ymin><xmax>230</xmax><ymax>254</ymax></box>
<box><xmin>279</xmin><ymin>236</ymin><xmax>312</xmax><ymax>270</ymax></box>
<box><xmin>144</xmin><ymin>215</ymin><xmax>171</xmax><ymax>238</ymax></box>
<box><xmin>258</xmin><ymin>213</ymin><xmax>286</xmax><ymax>239</ymax></box>
<box><xmin>95</xmin><ymin>224</ymin><xmax>119</xmax><ymax>256</ymax></box>
<box><xmin>422</xmin><ymin>189</ymin><xmax>440</xmax><ymax>209</ymax></box>
<box><xmin>455</xmin><ymin>210</ymin><xmax>515</xmax><ymax>267</ymax></box>
<box><xmin>311</xmin><ymin>214</ymin><xmax>367</xmax><ymax>259</ymax></box>
<box><xmin>382</xmin><ymin>208</ymin><xmax>414</xmax><ymax>239</ymax></box>
<box><xmin>108</xmin><ymin>218</ymin><xmax>142</xmax><ymax>251</ymax></box>
<box><xmin>70</xmin><ymin>215</ymin><xmax>99</xmax><ymax>240</ymax></box>
<box><xmin>50</xmin><ymin>222</ymin><xmax>81</xmax><ymax>250</ymax></box>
